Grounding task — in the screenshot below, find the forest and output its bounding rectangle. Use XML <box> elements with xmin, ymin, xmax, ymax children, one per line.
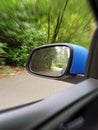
<box><xmin>0</xmin><ymin>0</ymin><xmax>95</xmax><ymax>68</ymax></box>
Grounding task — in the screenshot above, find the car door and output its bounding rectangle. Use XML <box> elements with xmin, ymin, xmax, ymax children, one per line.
<box><xmin>0</xmin><ymin>0</ymin><xmax>98</xmax><ymax>130</ymax></box>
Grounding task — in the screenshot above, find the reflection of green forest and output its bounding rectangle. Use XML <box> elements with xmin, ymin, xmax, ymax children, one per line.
<box><xmin>30</xmin><ymin>46</ymin><xmax>69</xmax><ymax>72</ymax></box>
<box><xmin>30</xmin><ymin>47</ymin><xmax>57</xmax><ymax>71</ymax></box>
<box><xmin>53</xmin><ymin>47</ymin><xmax>68</xmax><ymax>68</ymax></box>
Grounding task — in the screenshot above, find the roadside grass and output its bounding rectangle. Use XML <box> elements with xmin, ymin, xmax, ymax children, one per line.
<box><xmin>0</xmin><ymin>66</ymin><xmax>25</xmax><ymax>78</ymax></box>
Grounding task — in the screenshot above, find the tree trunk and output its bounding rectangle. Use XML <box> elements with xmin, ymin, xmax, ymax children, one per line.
<box><xmin>52</xmin><ymin>0</ymin><xmax>69</xmax><ymax>43</ymax></box>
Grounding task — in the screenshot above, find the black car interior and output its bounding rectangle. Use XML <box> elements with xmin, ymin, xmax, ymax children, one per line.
<box><xmin>0</xmin><ymin>0</ymin><xmax>98</xmax><ymax>130</ymax></box>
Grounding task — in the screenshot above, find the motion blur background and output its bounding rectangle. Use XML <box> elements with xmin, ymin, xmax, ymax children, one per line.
<box><xmin>0</xmin><ymin>0</ymin><xmax>95</xmax><ymax>75</ymax></box>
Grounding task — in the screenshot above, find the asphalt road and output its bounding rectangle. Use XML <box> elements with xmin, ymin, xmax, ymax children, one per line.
<box><xmin>0</xmin><ymin>71</ymin><xmax>72</xmax><ymax>111</ymax></box>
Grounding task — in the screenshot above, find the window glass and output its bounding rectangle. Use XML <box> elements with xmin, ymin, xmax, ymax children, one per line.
<box><xmin>0</xmin><ymin>0</ymin><xmax>95</xmax><ymax>111</ymax></box>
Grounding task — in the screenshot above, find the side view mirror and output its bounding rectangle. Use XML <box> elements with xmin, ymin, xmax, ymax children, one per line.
<box><xmin>26</xmin><ymin>43</ymin><xmax>88</xmax><ymax>78</ymax></box>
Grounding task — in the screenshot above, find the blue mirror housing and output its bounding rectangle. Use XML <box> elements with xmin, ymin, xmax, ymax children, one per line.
<box><xmin>70</xmin><ymin>44</ymin><xmax>88</xmax><ymax>74</ymax></box>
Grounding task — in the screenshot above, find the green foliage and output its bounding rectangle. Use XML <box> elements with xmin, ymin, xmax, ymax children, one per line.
<box><xmin>0</xmin><ymin>0</ymin><xmax>95</xmax><ymax>66</ymax></box>
<box><xmin>6</xmin><ymin>28</ymin><xmax>47</xmax><ymax>66</ymax></box>
<box><xmin>57</xmin><ymin>63</ymin><xmax>64</xmax><ymax>68</ymax></box>
<box><xmin>3</xmin><ymin>67</ymin><xmax>12</xmax><ymax>75</ymax></box>
<box><xmin>58</xmin><ymin>0</ymin><xmax>94</xmax><ymax>48</ymax></box>
<box><xmin>0</xmin><ymin>43</ymin><xmax>6</xmax><ymax>54</ymax></box>
<box><xmin>0</xmin><ymin>42</ymin><xmax>7</xmax><ymax>66</ymax></box>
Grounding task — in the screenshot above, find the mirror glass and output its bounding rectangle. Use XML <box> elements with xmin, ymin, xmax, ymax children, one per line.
<box><xmin>29</xmin><ymin>46</ymin><xmax>70</xmax><ymax>77</ymax></box>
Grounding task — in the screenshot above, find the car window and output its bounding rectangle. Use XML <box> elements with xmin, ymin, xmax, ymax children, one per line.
<box><xmin>0</xmin><ymin>0</ymin><xmax>95</xmax><ymax>111</ymax></box>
